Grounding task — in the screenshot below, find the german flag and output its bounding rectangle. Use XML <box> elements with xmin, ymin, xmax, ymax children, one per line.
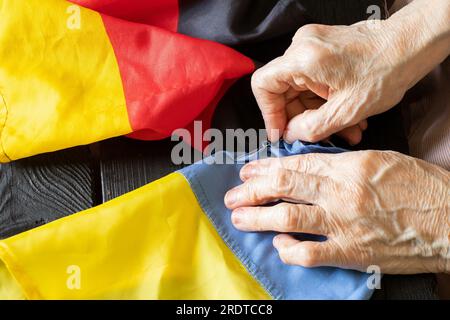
<box><xmin>0</xmin><ymin>0</ymin><xmax>254</xmax><ymax>162</ymax></box>
<box><xmin>0</xmin><ymin>0</ymin><xmax>389</xmax><ymax>162</ymax></box>
<box><xmin>0</xmin><ymin>0</ymin><xmax>389</xmax><ymax>300</ymax></box>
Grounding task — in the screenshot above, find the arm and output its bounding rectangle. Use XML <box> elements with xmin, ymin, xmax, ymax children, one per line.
<box><xmin>251</xmin><ymin>0</ymin><xmax>450</xmax><ymax>142</ymax></box>
<box><xmin>225</xmin><ymin>151</ymin><xmax>450</xmax><ymax>274</ymax></box>
<box><xmin>385</xmin><ymin>0</ymin><xmax>450</xmax><ymax>91</ymax></box>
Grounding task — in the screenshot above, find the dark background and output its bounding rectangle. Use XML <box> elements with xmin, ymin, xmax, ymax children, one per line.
<box><xmin>0</xmin><ymin>0</ymin><xmax>438</xmax><ymax>299</ymax></box>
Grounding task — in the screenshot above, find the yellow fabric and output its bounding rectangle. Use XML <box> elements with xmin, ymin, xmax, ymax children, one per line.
<box><xmin>0</xmin><ymin>173</ymin><xmax>270</xmax><ymax>300</ymax></box>
<box><xmin>0</xmin><ymin>260</ymin><xmax>25</xmax><ymax>300</ymax></box>
<box><xmin>0</xmin><ymin>0</ymin><xmax>131</xmax><ymax>162</ymax></box>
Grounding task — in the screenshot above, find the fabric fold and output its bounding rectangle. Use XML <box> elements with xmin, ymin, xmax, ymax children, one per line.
<box><xmin>0</xmin><ymin>172</ymin><xmax>269</xmax><ymax>299</ymax></box>
<box><xmin>0</xmin><ymin>0</ymin><xmax>254</xmax><ymax>162</ymax></box>
<box><xmin>180</xmin><ymin>141</ymin><xmax>373</xmax><ymax>300</ymax></box>
<box><xmin>0</xmin><ymin>142</ymin><xmax>373</xmax><ymax>300</ymax></box>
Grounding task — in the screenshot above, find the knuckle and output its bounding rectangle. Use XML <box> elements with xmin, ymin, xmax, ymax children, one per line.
<box><xmin>311</xmin><ymin>177</ymin><xmax>324</xmax><ymax>194</ymax></box>
<box><xmin>279</xmin><ymin>248</ymin><xmax>296</xmax><ymax>265</ymax></box>
<box><xmin>314</xmin><ymin>208</ymin><xmax>327</xmax><ymax>228</ymax></box>
<box><xmin>356</xmin><ymin>150</ymin><xmax>379</xmax><ymax>166</ymax></box>
<box><xmin>284</xmin><ymin>156</ymin><xmax>303</xmax><ymax>171</ymax></box>
<box><xmin>251</xmin><ymin>69</ymin><xmax>265</xmax><ymax>89</ymax></box>
<box><xmin>296</xmin><ymin>155</ymin><xmax>313</xmax><ymax>172</ymax></box>
<box><xmin>252</xmin><ymin>210</ymin><xmax>265</xmax><ymax>231</ymax></box>
<box><xmin>245</xmin><ymin>181</ymin><xmax>260</xmax><ymax>203</ymax></box>
<box><xmin>279</xmin><ymin>245</ymin><xmax>320</xmax><ymax>267</ymax></box>
<box><xmin>272</xmin><ymin>169</ymin><xmax>292</xmax><ymax>194</ymax></box>
<box><xmin>351</xmin><ymin>150</ymin><xmax>383</xmax><ymax>181</ymax></box>
<box><xmin>298</xmin><ymin>247</ymin><xmax>319</xmax><ymax>267</ymax></box>
<box><xmin>291</xmin><ymin>25</ymin><xmax>335</xmax><ymax>74</ymax></box>
<box><xmin>251</xmin><ymin>57</ymin><xmax>285</xmax><ymax>91</ymax></box>
<box><xmin>303</xmin><ymin>132</ymin><xmax>321</xmax><ymax>143</ymax></box>
<box><xmin>301</xmin><ymin>43</ymin><xmax>331</xmax><ymax>69</ymax></box>
<box><xmin>294</xmin><ymin>24</ymin><xmax>323</xmax><ymax>40</ymax></box>
<box><xmin>297</xmin><ymin>116</ymin><xmax>323</xmax><ymax>142</ymax></box>
<box><xmin>278</xmin><ymin>204</ymin><xmax>300</xmax><ymax>231</ymax></box>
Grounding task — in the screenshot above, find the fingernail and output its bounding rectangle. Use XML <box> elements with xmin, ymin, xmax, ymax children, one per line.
<box><xmin>231</xmin><ymin>209</ymin><xmax>244</xmax><ymax>225</ymax></box>
<box><xmin>224</xmin><ymin>189</ymin><xmax>238</xmax><ymax>207</ymax></box>
<box><xmin>273</xmin><ymin>235</ymin><xmax>282</xmax><ymax>247</ymax></box>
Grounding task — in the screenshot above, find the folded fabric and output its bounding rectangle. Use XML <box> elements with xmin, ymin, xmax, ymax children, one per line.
<box><xmin>0</xmin><ymin>0</ymin><xmax>253</xmax><ymax>162</ymax></box>
<box><xmin>0</xmin><ymin>0</ymin><xmax>391</xmax><ymax>163</ymax></box>
<box><xmin>71</xmin><ymin>0</ymin><xmax>391</xmax><ymax>47</ymax></box>
<box><xmin>0</xmin><ymin>141</ymin><xmax>373</xmax><ymax>300</ymax></box>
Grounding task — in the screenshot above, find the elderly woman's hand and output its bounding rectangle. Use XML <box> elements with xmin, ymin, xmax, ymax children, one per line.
<box><xmin>252</xmin><ymin>0</ymin><xmax>450</xmax><ymax>143</ymax></box>
<box><xmin>224</xmin><ymin>150</ymin><xmax>450</xmax><ymax>274</ymax></box>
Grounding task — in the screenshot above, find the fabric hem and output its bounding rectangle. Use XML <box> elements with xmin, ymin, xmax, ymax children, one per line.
<box><xmin>0</xmin><ymin>242</ymin><xmax>42</xmax><ymax>299</ymax></box>
<box><xmin>179</xmin><ymin>171</ymin><xmax>282</xmax><ymax>300</ymax></box>
<box><xmin>0</xmin><ymin>93</ymin><xmax>11</xmax><ymax>162</ymax></box>
<box><xmin>179</xmin><ymin>146</ymin><xmax>373</xmax><ymax>300</ymax></box>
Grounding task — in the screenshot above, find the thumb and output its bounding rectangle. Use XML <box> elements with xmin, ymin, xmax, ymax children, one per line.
<box><xmin>251</xmin><ymin>57</ymin><xmax>301</xmax><ymax>142</ymax></box>
<box><xmin>283</xmin><ymin>94</ymin><xmax>354</xmax><ymax>143</ymax></box>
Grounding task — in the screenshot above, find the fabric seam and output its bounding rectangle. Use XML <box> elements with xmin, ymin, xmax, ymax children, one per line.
<box><xmin>0</xmin><ymin>242</ymin><xmax>42</xmax><ymax>299</ymax></box>
<box><xmin>0</xmin><ymin>92</ymin><xmax>11</xmax><ymax>162</ymax></box>
<box><xmin>180</xmin><ymin>171</ymin><xmax>283</xmax><ymax>300</ymax></box>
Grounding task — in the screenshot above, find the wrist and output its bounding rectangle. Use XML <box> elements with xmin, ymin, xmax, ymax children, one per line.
<box><xmin>404</xmin><ymin>158</ymin><xmax>450</xmax><ymax>274</ymax></box>
<box><xmin>437</xmin><ymin>207</ymin><xmax>450</xmax><ymax>274</ymax></box>
<box><xmin>436</xmin><ymin>213</ymin><xmax>450</xmax><ymax>274</ymax></box>
<box><xmin>428</xmin><ymin>167</ymin><xmax>450</xmax><ymax>274</ymax></box>
<box><xmin>382</xmin><ymin>0</ymin><xmax>450</xmax><ymax>91</ymax></box>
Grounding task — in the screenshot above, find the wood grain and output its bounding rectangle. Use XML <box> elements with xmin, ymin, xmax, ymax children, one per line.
<box><xmin>97</xmin><ymin>137</ymin><xmax>187</xmax><ymax>201</ymax></box>
<box><xmin>97</xmin><ymin>79</ymin><xmax>435</xmax><ymax>299</ymax></box>
<box><xmin>0</xmin><ymin>146</ymin><xmax>96</xmax><ymax>239</ymax></box>
<box><xmin>0</xmin><ymin>77</ymin><xmax>434</xmax><ymax>298</ymax></box>
<box><xmin>98</xmin><ymin>137</ymin><xmax>438</xmax><ymax>299</ymax></box>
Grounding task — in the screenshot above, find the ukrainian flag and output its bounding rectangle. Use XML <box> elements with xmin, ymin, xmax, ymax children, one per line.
<box><xmin>0</xmin><ymin>142</ymin><xmax>373</xmax><ymax>300</ymax></box>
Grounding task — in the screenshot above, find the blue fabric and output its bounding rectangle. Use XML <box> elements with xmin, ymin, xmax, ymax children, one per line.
<box><xmin>179</xmin><ymin>141</ymin><xmax>373</xmax><ymax>300</ymax></box>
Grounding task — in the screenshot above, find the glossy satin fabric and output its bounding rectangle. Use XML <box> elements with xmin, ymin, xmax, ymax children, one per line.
<box><xmin>73</xmin><ymin>0</ymin><xmax>392</xmax><ymax>62</ymax></box>
<box><xmin>0</xmin><ymin>0</ymin><xmax>131</xmax><ymax>162</ymax></box>
<box><xmin>0</xmin><ymin>0</ymin><xmax>253</xmax><ymax>162</ymax></box>
<box><xmin>0</xmin><ymin>0</ymin><xmax>394</xmax><ymax>162</ymax></box>
<box><xmin>0</xmin><ymin>142</ymin><xmax>373</xmax><ymax>300</ymax></box>
<box><xmin>0</xmin><ymin>172</ymin><xmax>269</xmax><ymax>300</ymax></box>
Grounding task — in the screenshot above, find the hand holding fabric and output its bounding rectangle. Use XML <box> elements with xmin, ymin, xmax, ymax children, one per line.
<box><xmin>251</xmin><ymin>0</ymin><xmax>450</xmax><ymax>143</ymax></box>
<box><xmin>224</xmin><ymin>150</ymin><xmax>450</xmax><ymax>274</ymax></box>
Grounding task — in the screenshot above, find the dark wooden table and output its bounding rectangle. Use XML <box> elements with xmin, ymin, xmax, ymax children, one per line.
<box><xmin>0</xmin><ymin>78</ymin><xmax>438</xmax><ymax>299</ymax></box>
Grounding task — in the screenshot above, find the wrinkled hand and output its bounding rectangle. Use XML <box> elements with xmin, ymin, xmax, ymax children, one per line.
<box><xmin>251</xmin><ymin>22</ymin><xmax>406</xmax><ymax>143</ymax></box>
<box><xmin>252</xmin><ymin>0</ymin><xmax>450</xmax><ymax>143</ymax></box>
<box><xmin>275</xmin><ymin>90</ymin><xmax>368</xmax><ymax>146</ymax></box>
<box><xmin>224</xmin><ymin>151</ymin><xmax>450</xmax><ymax>274</ymax></box>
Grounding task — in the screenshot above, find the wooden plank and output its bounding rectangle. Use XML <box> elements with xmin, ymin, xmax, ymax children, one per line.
<box><xmin>97</xmin><ymin>77</ymin><xmax>260</xmax><ymax>201</ymax></box>
<box><xmin>97</xmin><ymin>137</ymin><xmax>187</xmax><ymax>201</ymax></box>
<box><xmin>0</xmin><ymin>146</ymin><xmax>96</xmax><ymax>239</ymax></box>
